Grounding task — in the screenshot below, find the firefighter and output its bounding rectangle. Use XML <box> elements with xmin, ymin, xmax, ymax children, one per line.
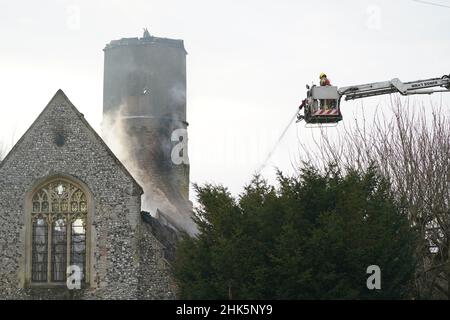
<box><xmin>320</xmin><ymin>73</ymin><xmax>331</xmax><ymax>86</ymax></box>
<box><xmin>319</xmin><ymin>73</ymin><xmax>332</xmax><ymax>109</ymax></box>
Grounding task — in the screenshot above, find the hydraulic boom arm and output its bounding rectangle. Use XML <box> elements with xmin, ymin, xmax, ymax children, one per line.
<box><xmin>338</xmin><ymin>74</ymin><xmax>450</xmax><ymax>101</ymax></box>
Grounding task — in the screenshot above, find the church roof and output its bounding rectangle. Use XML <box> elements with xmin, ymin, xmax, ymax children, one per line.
<box><xmin>0</xmin><ymin>89</ymin><xmax>144</xmax><ymax>195</ymax></box>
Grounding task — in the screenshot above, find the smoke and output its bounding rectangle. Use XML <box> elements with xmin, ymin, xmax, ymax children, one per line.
<box><xmin>0</xmin><ymin>142</ymin><xmax>5</xmax><ymax>162</ymax></box>
<box><xmin>102</xmin><ymin>105</ymin><xmax>139</xmax><ymax>178</ymax></box>
<box><xmin>102</xmin><ymin>103</ymin><xmax>198</xmax><ymax>236</ymax></box>
<box><xmin>169</xmin><ymin>84</ymin><xmax>186</xmax><ymax>107</ymax></box>
<box><xmin>0</xmin><ymin>137</ymin><xmax>15</xmax><ymax>163</ymax></box>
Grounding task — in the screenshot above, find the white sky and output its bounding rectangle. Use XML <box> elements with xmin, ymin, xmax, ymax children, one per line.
<box><xmin>1</xmin><ymin>0</ymin><xmax>449</xmax><ymax>200</ymax></box>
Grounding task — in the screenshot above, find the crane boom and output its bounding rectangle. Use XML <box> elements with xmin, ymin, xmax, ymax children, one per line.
<box><xmin>339</xmin><ymin>74</ymin><xmax>450</xmax><ymax>101</ymax></box>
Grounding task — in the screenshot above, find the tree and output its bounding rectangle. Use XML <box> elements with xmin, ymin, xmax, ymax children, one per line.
<box><xmin>300</xmin><ymin>100</ymin><xmax>450</xmax><ymax>298</ymax></box>
<box><xmin>173</xmin><ymin>164</ymin><xmax>417</xmax><ymax>299</ymax></box>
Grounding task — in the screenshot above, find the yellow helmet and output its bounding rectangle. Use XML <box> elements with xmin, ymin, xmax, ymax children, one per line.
<box><xmin>320</xmin><ymin>73</ymin><xmax>327</xmax><ymax>79</ymax></box>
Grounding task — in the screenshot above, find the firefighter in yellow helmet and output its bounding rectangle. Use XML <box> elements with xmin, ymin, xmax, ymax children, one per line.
<box><xmin>319</xmin><ymin>73</ymin><xmax>332</xmax><ymax>109</ymax></box>
<box><xmin>320</xmin><ymin>73</ymin><xmax>331</xmax><ymax>86</ymax></box>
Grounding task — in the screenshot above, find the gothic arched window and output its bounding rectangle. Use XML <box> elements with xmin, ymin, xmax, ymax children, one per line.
<box><xmin>30</xmin><ymin>179</ymin><xmax>88</xmax><ymax>284</ymax></box>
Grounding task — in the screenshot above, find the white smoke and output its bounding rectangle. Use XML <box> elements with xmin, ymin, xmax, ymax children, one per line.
<box><xmin>169</xmin><ymin>83</ymin><xmax>186</xmax><ymax>107</ymax></box>
<box><xmin>0</xmin><ymin>142</ymin><xmax>6</xmax><ymax>162</ymax></box>
<box><xmin>102</xmin><ymin>104</ymin><xmax>198</xmax><ymax>236</ymax></box>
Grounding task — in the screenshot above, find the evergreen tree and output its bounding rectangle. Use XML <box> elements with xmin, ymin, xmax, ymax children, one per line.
<box><xmin>174</xmin><ymin>165</ymin><xmax>417</xmax><ymax>299</ymax></box>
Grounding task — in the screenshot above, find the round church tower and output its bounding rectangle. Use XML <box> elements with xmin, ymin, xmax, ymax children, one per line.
<box><xmin>102</xmin><ymin>30</ymin><xmax>195</xmax><ymax>235</ymax></box>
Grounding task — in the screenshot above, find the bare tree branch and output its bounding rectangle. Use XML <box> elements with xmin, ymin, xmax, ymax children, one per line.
<box><xmin>298</xmin><ymin>98</ymin><xmax>450</xmax><ymax>299</ymax></box>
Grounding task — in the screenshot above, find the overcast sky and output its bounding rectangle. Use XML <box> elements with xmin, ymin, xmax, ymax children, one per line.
<box><xmin>1</xmin><ymin>0</ymin><xmax>449</xmax><ymax>199</ymax></box>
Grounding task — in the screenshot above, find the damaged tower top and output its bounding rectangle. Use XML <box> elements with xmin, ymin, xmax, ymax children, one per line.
<box><xmin>143</xmin><ymin>28</ymin><xmax>151</xmax><ymax>38</ymax></box>
<box><xmin>104</xmin><ymin>31</ymin><xmax>187</xmax><ymax>55</ymax></box>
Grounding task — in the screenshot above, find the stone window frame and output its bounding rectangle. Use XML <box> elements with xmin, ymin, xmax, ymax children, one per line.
<box><xmin>23</xmin><ymin>174</ymin><xmax>94</xmax><ymax>288</ymax></box>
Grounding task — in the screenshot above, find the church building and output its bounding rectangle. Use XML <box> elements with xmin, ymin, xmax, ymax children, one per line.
<box><xmin>0</xmin><ymin>90</ymin><xmax>176</xmax><ymax>299</ymax></box>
